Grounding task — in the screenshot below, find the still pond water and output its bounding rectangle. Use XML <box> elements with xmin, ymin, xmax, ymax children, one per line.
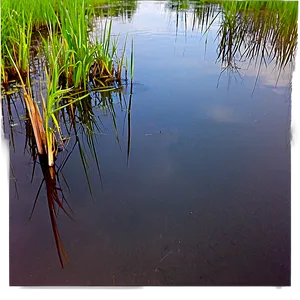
<box><xmin>9</xmin><ymin>1</ymin><xmax>293</xmax><ymax>285</ymax></box>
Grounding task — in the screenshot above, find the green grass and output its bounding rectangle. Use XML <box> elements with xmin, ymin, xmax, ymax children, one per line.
<box><xmin>1</xmin><ymin>0</ymin><xmax>131</xmax><ymax>86</ymax></box>
<box><xmin>55</xmin><ymin>0</ymin><xmax>95</xmax><ymax>89</ymax></box>
<box><xmin>1</xmin><ymin>4</ymin><xmax>33</xmax><ymax>83</ymax></box>
<box><xmin>1</xmin><ymin>0</ymin><xmax>114</xmax><ymax>28</ymax></box>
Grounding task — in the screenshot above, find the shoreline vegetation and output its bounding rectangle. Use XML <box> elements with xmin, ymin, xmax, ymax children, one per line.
<box><xmin>1</xmin><ymin>0</ymin><xmax>135</xmax><ymax>267</ymax></box>
<box><xmin>1</xmin><ymin>0</ymin><xmax>134</xmax><ymax>167</ymax></box>
<box><xmin>2</xmin><ymin>0</ymin><xmax>297</xmax><ymax>268</ymax></box>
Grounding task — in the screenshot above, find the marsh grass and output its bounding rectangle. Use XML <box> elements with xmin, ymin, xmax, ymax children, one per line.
<box><xmin>1</xmin><ymin>0</ymin><xmax>131</xmax><ymax>89</ymax></box>
<box><xmin>1</xmin><ymin>9</ymin><xmax>33</xmax><ymax>84</ymax></box>
<box><xmin>2</xmin><ymin>0</ymin><xmax>132</xmax><ymax>166</ymax></box>
<box><xmin>55</xmin><ymin>0</ymin><xmax>95</xmax><ymax>89</ymax></box>
<box><xmin>169</xmin><ymin>0</ymin><xmax>298</xmax><ymax>87</ymax></box>
<box><xmin>93</xmin><ymin>20</ymin><xmax>119</xmax><ymax>82</ymax></box>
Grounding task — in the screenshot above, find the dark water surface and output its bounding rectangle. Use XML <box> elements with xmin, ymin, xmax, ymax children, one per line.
<box><xmin>9</xmin><ymin>1</ymin><xmax>292</xmax><ymax>286</ymax></box>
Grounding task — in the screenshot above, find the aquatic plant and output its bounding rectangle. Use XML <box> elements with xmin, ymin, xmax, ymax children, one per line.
<box><xmin>1</xmin><ymin>7</ymin><xmax>33</xmax><ymax>84</ymax></box>
<box><xmin>54</xmin><ymin>0</ymin><xmax>95</xmax><ymax>89</ymax></box>
<box><xmin>2</xmin><ymin>0</ymin><xmax>133</xmax><ymax>166</ymax></box>
<box><xmin>1</xmin><ymin>0</ymin><xmax>131</xmax><ymax>89</ymax></box>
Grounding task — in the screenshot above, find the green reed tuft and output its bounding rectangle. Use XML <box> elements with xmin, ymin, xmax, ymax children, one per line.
<box><xmin>1</xmin><ymin>0</ymin><xmax>131</xmax><ymax>88</ymax></box>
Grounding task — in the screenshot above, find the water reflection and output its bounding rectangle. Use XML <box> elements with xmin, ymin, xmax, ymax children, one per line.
<box><xmin>167</xmin><ymin>1</ymin><xmax>297</xmax><ymax>90</ymax></box>
<box><xmin>4</xmin><ymin>81</ymin><xmax>133</xmax><ymax>267</ymax></box>
<box><xmin>8</xmin><ymin>0</ymin><xmax>294</xmax><ymax>285</ymax></box>
<box><xmin>93</xmin><ymin>0</ymin><xmax>138</xmax><ymax>21</ymax></box>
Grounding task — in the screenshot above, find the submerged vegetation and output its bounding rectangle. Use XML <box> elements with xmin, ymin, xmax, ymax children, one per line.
<box><xmin>2</xmin><ymin>0</ymin><xmax>298</xmax><ymax>268</ymax></box>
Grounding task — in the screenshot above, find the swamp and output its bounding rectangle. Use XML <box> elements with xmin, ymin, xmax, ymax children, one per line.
<box><xmin>1</xmin><ymin>0</ymin><xmax>297</xmax><ymax>286</ymax></box>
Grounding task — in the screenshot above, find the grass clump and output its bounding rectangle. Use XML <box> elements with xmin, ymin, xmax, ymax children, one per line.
<box><xmin>1</xmin><ymin>0</ymin><xmax>132</xmax><ymax>87</ymax></box>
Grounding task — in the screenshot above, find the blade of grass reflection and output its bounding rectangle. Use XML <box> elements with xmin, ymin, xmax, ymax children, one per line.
<box><xmin>54</xmin><ymin>175</ymin><xmax>74</xmax><ymax>216</ymax></box>
<box><xmin>11</xmin><ymin>96</ymin><xmax>23</xmax><ymax>128</ymax></box>
<box><xmin>68</xmin><ymin>103</ymin><xmax>95</xmax><ymax>201</ymax></box>
<box><xmin>9</xmin><ymin>121</ymin><xmax>16</xmax><ymax>153</ymax></box>
<box><xmin>80</xmin><ymin>119</ymin><xmax>104</xmax><ymax>190</ymax></box>
<box><xmin>201</xmin><ymin>12</ymin><xmax>220</xmax><ymax>39</ymax></box>
<box><xmin>10</xmin><ymin>162</ymin><xmax>20</xmax><ymax>201</ymax></box>
<box><xmin>122</xmin><ymin>112</ymin><xmax>127</xmax><ymax>137</ymax></box>
<box><xmin>28</xmin><ymin>177</ymin><xmax>45</xmax><ymax>222</ymax></box>
<box><xmin>126</xmin><ymin>38</ymin><xmax>134</xmax><ymax>165</ymax></box>
<box><xmin>56</xmin><ymin>139</ymin><xmax>78</xmax><ymax>174</ymax></box>
<box><xmin>106</xmin><ymin>97</ymin><xmax>122</xmax><ymax>150</ymax></box>
<box><xmin>59</xmin><ymin>168</ymin><xmax>72</xmax><ymax>195</ymax></box>
<box><xmin>74</xmin><ymin>92</ymin><xmax>106</xmax><ymax>190</ymax></box>
<box><xmin>127</xmin><ymin>81</ymin><xmax>133</xmax><ymax>166</ymax></box>
<box><xmin>251</xmin><ymin>52</ymin><xmax>264</xmax><ymax>97</ymax></box>
<box><xmin>4</xmin><ymin>94</ymin><xmax>22</xmax><ymax>153</ymax></box>
<box><xmin>30</xmin><ymin>157</ymin><xmax>37</xmax><ymax>184</ymax></box>
<box><xmin>87</xmin><ymin>132</ymin><xmax>104</xmax><ymax>190</ymax></box>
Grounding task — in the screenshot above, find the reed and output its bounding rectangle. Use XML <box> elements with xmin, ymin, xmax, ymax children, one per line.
<box><xmin>2</xmin><ymin>0</ymin><xmax>132</xmax><ymax>164</ymax></box>
<box><xmin>1</xmin><ymin>8</ymin><xmax>33</xmax><ymax>84</ymax></box>
<box><xmin>0</xmin><ymin>0</ymin><xmax>113</xmax><ymax>29</ymax></box>
<box><xmin>54</xmin><ymin>0</ymin><xmax>94</xmax><ymax>89</ymax></box>
<box><xmin>1</xmin><ymin>0</ymin><xmax>131</xmax><ymax>89</ymax></box>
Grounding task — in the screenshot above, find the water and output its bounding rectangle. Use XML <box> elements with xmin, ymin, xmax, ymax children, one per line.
<box><xmin>8</xmin><ymin>1</ymin><xmax>293</xmax><ymax>285</ymax></box>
